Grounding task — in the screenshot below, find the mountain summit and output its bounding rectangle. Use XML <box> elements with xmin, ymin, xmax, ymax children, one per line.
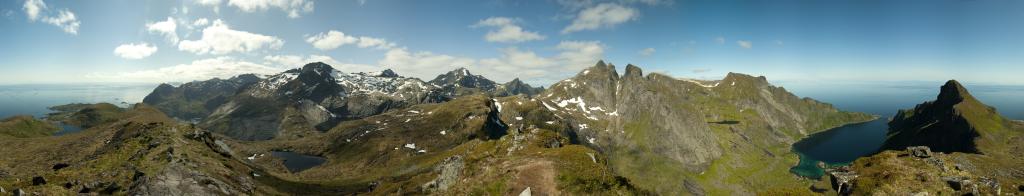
<box><xmin>883</xmin><ymin>80</ymin><xmax>1009</xmax><ymax>153</ymax></box>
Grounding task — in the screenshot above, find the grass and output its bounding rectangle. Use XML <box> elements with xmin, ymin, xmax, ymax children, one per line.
<box><xmin>0</xmin><ymin>115</ymin><xmax>59</xmax><ymax>138</ymax></box>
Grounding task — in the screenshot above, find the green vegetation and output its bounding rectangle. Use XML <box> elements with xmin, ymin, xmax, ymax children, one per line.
<box><xmin>0</xmin><ymin>115</ymin><xmax>59</xmax><ymax>138</ymax></box>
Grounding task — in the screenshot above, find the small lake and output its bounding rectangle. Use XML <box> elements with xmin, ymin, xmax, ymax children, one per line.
<box><xmin>789</xmin><ymin>118</ymin><xmax>889</xmax><ymax>178</ymax></box>
<box><xmin>270</xmin><ymin>151</ymin><xmax>327</xmax><ymax>173</ymax></box>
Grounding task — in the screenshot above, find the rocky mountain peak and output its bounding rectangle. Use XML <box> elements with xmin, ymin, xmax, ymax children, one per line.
<box><xmin>936</xmin><ymin>80</ymin><xmax>975</xmax><ymax>105</ymax></box>
<box><xmin>623</xmin><ymin>64</ymin><xmax>643</xmax><ymax>79</ymax></box>
<box><xmin>379</xmin><ymin>69</ymin><xmax>399</xmax><ymax>77</ymax></box>
<box><xmin>429</xmin><ymin>68</ymin><xmax>497</xmax><ymax>90</ymax></box>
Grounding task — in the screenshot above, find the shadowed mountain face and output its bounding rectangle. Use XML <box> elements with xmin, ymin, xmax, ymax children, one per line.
<box><xmin>142</xmin><ymin>74</ymin><xmax>261</xmax><ymax>121</ymax></box>
<box><xmin>883</xmin><ymin>80</ymin><xmax>1008</xmax><ymax>153</ymax></box>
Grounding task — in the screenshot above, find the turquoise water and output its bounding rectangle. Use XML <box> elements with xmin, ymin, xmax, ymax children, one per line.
<box><xmin>790</xmin><ymin>118</ymin><xmax>889</xmax><ymax>179</ymax></box>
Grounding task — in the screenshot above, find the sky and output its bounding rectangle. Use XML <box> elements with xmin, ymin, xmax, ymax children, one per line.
<box><xmin>1</xmin><ymin>0</ymin><xmax>1023</xmax><ymax>86</ymax></box>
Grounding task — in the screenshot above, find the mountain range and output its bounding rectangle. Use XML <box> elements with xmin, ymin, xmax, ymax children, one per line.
<box><xmin>1</xmin><ymin>61</ymin><xmax>1020</xmax><ymax>195</ymax></box>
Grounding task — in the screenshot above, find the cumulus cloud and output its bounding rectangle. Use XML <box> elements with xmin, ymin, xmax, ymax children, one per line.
<box><xmin>692</xmin><ymin>68</ymin><xmax>711</xmax><ymax>73</ymax></box>
<box><xmin>86</xmin><ymin>56</ymin><xmax>282</xmax><ymax>83</ymax></box>
<box><xmin>737</xmin><ymin>40</ymin><xmax>752</xmax><ymax>49</ymax></box>
<box><xmin>147</xmin><ymin>17</ymin><xmax>179</xmax><ymax>44</ymax></box>
<box><xmin>193</xmin><ymin>18</ymin><xmax>210</xmax><ymax>26</ymax></box>
<box><xmin>638</xmin><ymin>47</ymin><xmax>655</xmax><ymax>56</ymax></box>
<box><xmin>561</xmin><ymin>3</ymin><xmax>637</xmax><ymax>34</ymax></box>
<box><xmin>472</xmin><ymin>17</ymin><xmax>545</xmax><ymax>43</ymax></box>
<box><xmin>227</xmin><ymin>0</ymin><xmax>314</xmax><ymax>18</ymax></box>
<box><xmin>380</xmin><ymin>40</ymin><xmax>606</xmax><ymax>83</ymax></box>
<box><xmin>23</xmin><ymin>0</ymin><xmax>80</xmax><ymax>35</ymax></box>
<box><xmin>304</xmin><ymin>30</ymin><xmax>395</xmax><ymax>50</ymax></box>
<box><xmin>264</xmin><ymin>54</ymin><xmax>380</xmax><ymax>72</ymax></box>
<box><xmin>194</xmin><ymin>0</ymin><xmax>223</xmax><ymax>13</ymax></box>
<box><xmin>113</xmin><ymin>43</ymin><xmax>158</xmax><ymax>60</ymax></box>
<box><xmin>178</xmin><ymin>19</ymin><xmax>284</xmax><ymax>55</ymax></box>
<box><xmin>556</xmin><ymin>0</ymin><xmax>673</xmax><ymax>10</ymax></box>
<box><xmin>378</xmin><ymin>48</ymin><xmax>477</xmax><ymax>80</ymax></box>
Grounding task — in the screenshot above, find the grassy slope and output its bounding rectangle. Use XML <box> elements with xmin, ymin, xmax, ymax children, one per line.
<box><xmin>0</xmin><ymin>115</ymin><xmax>59</xmax><ymax>138</ymax></box>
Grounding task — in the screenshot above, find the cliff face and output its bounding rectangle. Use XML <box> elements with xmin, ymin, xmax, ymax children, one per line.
<box><xmin>533</xmin><ymin>61</ymin><xmax>875</xmax><ymax>194</ymax></box>
<box><xmin>884</xmin><ymin>80</ymin><xmax>1008</xmax><ymax>153</ymax></box>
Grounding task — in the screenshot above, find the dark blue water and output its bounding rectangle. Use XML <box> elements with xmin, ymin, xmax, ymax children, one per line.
<box><xmin>0</xmin><ymin>83</ymin><xmax>157</xmax><ymax>134</ymax></box>
<box><xmin>779</xmin><ymin>81</ymin><xmax>1024</xmax><ymax>178</ymax></box>
<box><xmin>270</xmin><ymin>151</ymin><xmax>327</xmax><ymax>173</ymax></box>
<box><xmin>790</xmin><ymin>118</ymin><xmax>889</xmax><ymax>178</ymax></box>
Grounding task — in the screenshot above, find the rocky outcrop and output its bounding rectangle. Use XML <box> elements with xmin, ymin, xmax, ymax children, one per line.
<box><xmin>883</xmin><ymin>80</ymin><xmax>1008</xmax><ymax>153</ymax></box>
<box><xmin>826</xmin><ymin>166</ymin><xmax>858</xmax><ymax>195</ymax></box>
<box><xmin>421</xmin><ymin>156</ymin><xmax>464</xmax><ymax>193</ymax></box>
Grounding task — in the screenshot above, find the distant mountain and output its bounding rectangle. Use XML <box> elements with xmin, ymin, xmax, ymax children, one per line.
<box><xmin>201</xmin><ymin>62</ymin><xmax>435</xmax><ymax>140</ymax></box>
<box><xmin>142</xmin><ymin>63</ymin><xmax>542</xmax><ymax>141</ymax></box>
<box><xmin>427</xmin><ymin>68</ymin><xmax>544</xmax><ymax>100</ymax></box>
<box><xmin>883</xmin><ymin>80</ymin><xmax>1012</xmax><ymax>153</ymax></box>
<box><xmin>142</xmin><ymin>74</ymin><xmax>260</xmax><ymax>121</ymax></box>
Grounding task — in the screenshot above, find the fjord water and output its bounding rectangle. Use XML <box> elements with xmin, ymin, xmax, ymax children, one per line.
<box><xmin>782</xmin><ymin>81</ymin><xmax>1024</xmax><ymax>178</ymax></box>
<box><xmin>0</xmin><ymin>84</ymin><xmax>156</xmax><ymax>133</ymax></box>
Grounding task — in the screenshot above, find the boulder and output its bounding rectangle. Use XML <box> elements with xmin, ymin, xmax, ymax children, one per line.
<box><xmin>0</xmin><ymin>186</ymin><xmax>4</xmax><ymax>193</ymax></box>
<box><xmin>420</xmin><ymin>156</ymin><xmax>464</xmax><ymax>193</ymax></box>
<box><xmin>827</xmin><ymin>167</ymin><xmax>858</xmax><ymax>195</ymax></box>
<box><xmin>52</xmin><ymin>163</ymin><xmax>70</xmax><ymax>171</ymax></box>
<box><xmin>32</xmin><ymin>176</ymin><xmax>47</xmax><ymax>185</ymax></box>
<box><xmin>907</xmin><ymin>146</ymin><xmax>932</xmax><ymax>158</ymax></box>
<box><xmin>519</xmin><ymin>187</ymin><xmax>532</xmax><ymax>196</ymax></box>
<box><xmin>13</xmin><ymin>189</ymin><xmax>25</xmax><ymax>196</ymax></box>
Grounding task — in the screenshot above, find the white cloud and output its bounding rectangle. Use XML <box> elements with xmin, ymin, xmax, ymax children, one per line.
<box><xmin>715</xmin><ymin>36</ymin><xmax>725</xmax><ymax>44</ymax></box>
<box><xmin>473</xmin><ymin>41</ymin><xmax>606</xmax><ymax>83</ymax></box>
<box><xmin>178</xmin><ymin>19</ymin><xmax>284</xmax><ymax>55</ymax></box>
<box><xmin>193</xmin><ymin>18</ymin><xmax>210</xmax><ymax>26</ymax></box>
<box><xmin>113</xmin><ymin>43</ymin><xmax>158</xmax><ymax>60</ymax></box>
<box><xmin>379</xmin><ymin>48</ymin><xmax>477</xmax><ymax>80</ymax></box>
<box><xmin>472</xmin><ymin>17</ymin><xmax>545</xmax><ymax>43</ymax></box>
<box><xmin>86</xmin><ymin>56</ymin><xmax>282</xmax><ymax>83</ymax></box>
<box><xmin>23</xmin><ymin>0</ymin><xmax>80</xmax><ymax>35</ymax></box>
<box><xmin>775</xmin><ymin>40</ymin><xmax>784</xmax><ymax>46</ymax></box>
<box><xmin>194</xmin><ymin>0</ymin><xmax>222</xmax><ymax>13</ymax></box>
<box><xmin>147</xmin><ymin>17</ymin><xmax>179</xmax><ymax>44</ymax></box>
<box><xmin>556</xmin><ymin>0</ymin><xmax>672</xmax><ymax>10</ymax></box>
<box><xmin>638</xmin><ymin>47</ymin><xmax>655</xmax><ymax>56</ymax></box>
<box><xmin>227</xmin><ymin>0</ymin><xmax>314</xmax><ymax>18</ymax></box>
<box><xmin>561</xmin><ymin>3</ymin><xmax>637</xmax><ymax>34</ymax></box>
<box><xmin>737</xmin><ymin>40</ymin><xmax>752</xmax><ymax>49</ymax></box>
<box><xmin>264</xmin><ymin>54</ymin><xmax>380</xmax><ymax>72</ymax></box>
<box><xmin>304</xmin><ymin>30</ymin><xmax>394</xmax><ymax>50</ymax></box>
<box><xmin>305</xmin><ymin>30</ymin><xmax>356</xmax><ymax>50</ymax></box>
<box><xmin>23</xmin><ymin>0</ymin><xmax>44</xmax><ymax>20</ymax></box>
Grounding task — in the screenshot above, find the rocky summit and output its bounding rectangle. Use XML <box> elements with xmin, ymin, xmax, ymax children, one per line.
<box><xmin>884</xmin><ymin>80</ymin><xmax>1013</xmax><ymax>153</ymax></box>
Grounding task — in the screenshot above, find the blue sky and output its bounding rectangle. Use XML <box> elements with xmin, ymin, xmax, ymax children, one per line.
<box><xmin>1</xmin><ymin>0</ymin><xmax>1023</xmax><ymax>86</ymax></box>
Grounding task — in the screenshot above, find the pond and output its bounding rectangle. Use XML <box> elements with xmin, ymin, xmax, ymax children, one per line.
<box><xmin>790</xmin><ymin>118</ymin><xmax>889</xmax><ymax>179</ymax></box>
<box><xmin>270</xmin><ymin>151</ymin><xmax>327</xmax><ymax>173</ymax></box>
